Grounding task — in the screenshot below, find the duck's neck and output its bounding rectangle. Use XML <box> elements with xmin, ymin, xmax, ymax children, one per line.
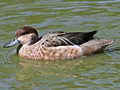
<box><xmin>37</xmin><ymin>36</ymin><xmax>43</xmax><ymax>41</ymax></box>
<box><xmin>17</xmin><ymin>44</ymin><xmax>23</xmax><ymax>54</ymax></box>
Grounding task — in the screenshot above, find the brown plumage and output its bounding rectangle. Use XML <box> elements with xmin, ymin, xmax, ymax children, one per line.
<box><xmin>3</xmin><ymin>26</ymin><xmax>115</xmax><ymax>60</ymax></box>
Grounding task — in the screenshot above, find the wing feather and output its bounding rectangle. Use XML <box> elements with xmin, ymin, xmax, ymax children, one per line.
<box><xmin>38</xmin><ymin>30</ymin><xmax>98</xmax><ymax>47</ymax></box>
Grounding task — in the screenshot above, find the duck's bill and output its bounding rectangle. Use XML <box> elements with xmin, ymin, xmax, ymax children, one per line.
<box><xmin>3</xmin><ymin>37</ymin><xmax>19</xmax><ymax>48</ymax></box>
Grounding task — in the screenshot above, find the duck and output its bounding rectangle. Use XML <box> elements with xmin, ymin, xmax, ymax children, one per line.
<box><xmin>3</xmin><ymin>26</ymin><xmax>115</xmax><ymax>60</ymax></box>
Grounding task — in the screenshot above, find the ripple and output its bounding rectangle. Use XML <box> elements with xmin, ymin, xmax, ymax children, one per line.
<box><xmin>3</xmin><ymin>47</ymin><xmax>16</xmax><ymax>64</ymax></box>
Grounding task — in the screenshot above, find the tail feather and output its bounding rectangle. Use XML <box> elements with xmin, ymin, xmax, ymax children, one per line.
<box><xmin>77</xmin><ymin>30</ymin><xmax>98</xmax><ymax>43</ymax></box>
<box><xmin>63</xmin><ymin>30</ymin><xmax>98</xmax><ymax>45</ymax></box>
<box><xmin>80</xmin><ymin>39</ymin><xmax>115</xmax><ymax>56</ymax></box>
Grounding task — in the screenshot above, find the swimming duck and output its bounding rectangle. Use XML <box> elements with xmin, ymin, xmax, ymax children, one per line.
<box><xmin>3</xmin><ymin>26</ymin><xmax>115</xmax><ymax>60</ymax></box>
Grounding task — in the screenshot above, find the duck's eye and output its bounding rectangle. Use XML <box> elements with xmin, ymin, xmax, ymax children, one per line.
<box><xmin>22</xmin><ymin>32</ymin><xmax>26</xmax><ymax>35</ymax></box>
<box><xmin>22</xmin><ymin>32</ymin><xmax>28</xmax><ymax>35</ymax></box>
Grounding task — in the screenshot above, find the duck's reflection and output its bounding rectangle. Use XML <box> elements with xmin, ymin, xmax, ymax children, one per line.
<box><xmin>15</xmin><ymin>53</ymin><xmax>113</xmax><ymax>81</ymax></box>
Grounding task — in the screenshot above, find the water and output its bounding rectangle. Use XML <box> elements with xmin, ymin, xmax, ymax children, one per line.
<box><xmin>0</xmin><ymin>0</ymin><xmax>120</xmax><ymax>90</ymax></box>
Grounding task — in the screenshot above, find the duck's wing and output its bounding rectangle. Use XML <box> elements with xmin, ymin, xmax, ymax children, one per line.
<box><xmin>39</xmin><ymin>30</ymin><xmax>98</xmax><ymax>47</ymax></box>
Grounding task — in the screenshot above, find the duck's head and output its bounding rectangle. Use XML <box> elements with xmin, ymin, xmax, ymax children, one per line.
<box><xmin>3</xmin><ymin>26</ymin><xmax>38</xmax><ymax>48</ymax></box>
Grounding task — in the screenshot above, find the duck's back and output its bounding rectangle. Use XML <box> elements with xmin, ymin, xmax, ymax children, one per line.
<box><xmin>37</xmin><ymin>30</ymin><xmax>98</xmax><ymax>47</ymax></box>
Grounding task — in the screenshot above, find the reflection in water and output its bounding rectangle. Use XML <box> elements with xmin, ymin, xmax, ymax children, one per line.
<box><xmin>15</xmin><ymin>53</ymin><xmax>113</xmax><ymax>81</ymax></box>
<box><xmin>16</xmin><ymin>57</ymin><xmax>82</xmax><ymax>80</ymax></box>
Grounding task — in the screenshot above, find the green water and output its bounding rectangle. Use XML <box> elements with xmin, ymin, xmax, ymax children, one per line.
<box><xmin>0</xmin><ymin>0</ymin><xmax>120</xmax><ymax>90</ymax></box>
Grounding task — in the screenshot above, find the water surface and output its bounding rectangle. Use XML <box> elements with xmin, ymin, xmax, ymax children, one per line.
<box><xmin>0</xmin><ymin>0</ymin><xmax>120</xmax><ymax>90</ymax></box>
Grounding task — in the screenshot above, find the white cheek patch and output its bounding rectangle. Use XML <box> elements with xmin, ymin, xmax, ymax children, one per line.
<box><xmin>18</xmin><ymin>36</ymin><xmax>26</xmax><ymax>44</ymax></box>
<box><xmin>18</xmin><ymin>34</ymin><xmax>32</xmax><ymax>45</ymax></box>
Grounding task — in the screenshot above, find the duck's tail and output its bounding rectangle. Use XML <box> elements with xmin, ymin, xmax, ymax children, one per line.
<box><xmin>80</xmin><ymin>39</ymin><xmax>115</xmax><ymax>56</ymax></box>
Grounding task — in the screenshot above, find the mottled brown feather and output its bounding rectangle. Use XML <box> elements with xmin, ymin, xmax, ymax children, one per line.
<box><xmin>3</xmin><ymin>26</ymin><xmax>115</xmax><ymax>60</ymax></box>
